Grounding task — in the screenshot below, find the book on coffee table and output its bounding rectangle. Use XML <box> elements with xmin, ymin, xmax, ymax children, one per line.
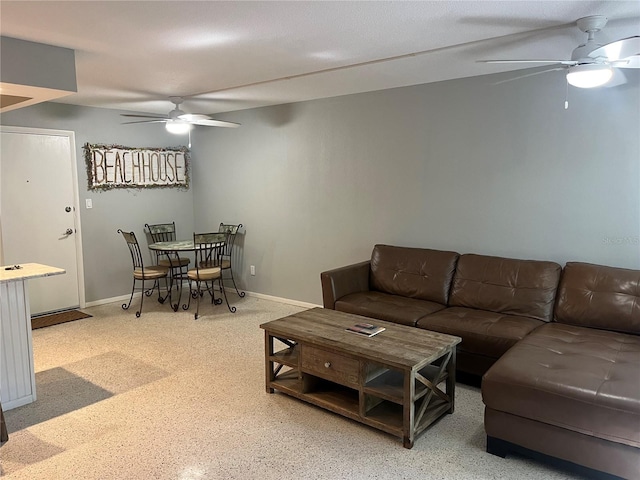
<box><xmin>345</xmin><ymin>323</ymin><xmax>386</xmax><ymax>337</ymax></box>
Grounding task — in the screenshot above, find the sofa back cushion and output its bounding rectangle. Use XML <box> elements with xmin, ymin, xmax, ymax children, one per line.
<box><xmin>555</xmin><ymin>262</ymin><xmax>640</xmax><ymax>334</ymax></box>
<box><xmin>450</xmin><ymin>254</ymin><xmax>561</xmax><ymax>322</ymax></box>
<box><xmin>370</xmin><ymin>245</ymin><xmax>459</xmax><ymax>305</ymax></box>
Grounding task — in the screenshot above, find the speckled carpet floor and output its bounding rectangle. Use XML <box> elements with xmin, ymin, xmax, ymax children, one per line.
<box><xmin>1</xmin><ymin>294</ymin><xmax>587</xmax><ymax>479</ymax></box>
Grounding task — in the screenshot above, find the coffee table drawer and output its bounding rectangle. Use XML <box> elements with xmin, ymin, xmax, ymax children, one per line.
<box><xmin>301</xmin><ymin>345</ymin><xmax>359</xmax><ymax>387</ymax></box>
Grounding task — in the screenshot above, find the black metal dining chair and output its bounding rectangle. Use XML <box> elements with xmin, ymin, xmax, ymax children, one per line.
<box><xmin>218</xmin><ymin>223</ymin><xmax>245</xmax><ymax>298</ymax></box>
<box><xmin>118</xmin><ymin>229</ymin><xmax>168</xmax><ymax>317</ymax></box>
<box><xmin>183</xmin><ymin>232</ymin><xmax>236</xmax><ymax>319</ymax></box>
<box><xmin>145</xmin><ymin>222</ymin><xmax>190</xmax><ymax>297</ymax></box>
<box><xmin>145</xmin><ymin>222</ymin><xmax>191</xmax><ymax>271</ymax></box>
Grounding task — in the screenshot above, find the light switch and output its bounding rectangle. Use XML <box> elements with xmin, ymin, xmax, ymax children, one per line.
<box><xmin>86</xmin><ymin>199</ymin><xmax>93</xmax><ymax>209</ymax></box>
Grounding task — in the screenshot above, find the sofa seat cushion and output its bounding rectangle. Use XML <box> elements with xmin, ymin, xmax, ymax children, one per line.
<box><xmin>416</xmin><ymin>307</ymin><xmax>544</xmax><ymax>359</ymax></box>
<box><xmin>482</xmin><ymin>323</ymin><xmax>640</xmax><ymax>448</ymax></box>
<box><xmin>335</xmin><ymin>291</ymin><xmax>445</xmax><ymax>326</ymax></box>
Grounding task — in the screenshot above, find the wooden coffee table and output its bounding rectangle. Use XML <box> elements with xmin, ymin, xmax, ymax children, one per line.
<box><xmin>260</xmin><ymin>307</ymin><xmax>461</xmax><ymax>448</ymax></box>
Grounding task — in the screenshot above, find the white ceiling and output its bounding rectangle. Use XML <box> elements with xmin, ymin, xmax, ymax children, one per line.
<box><xmin>1</xmin><ymin>1</ymin><xmax>639</xmax><ymax>117</ymax></box>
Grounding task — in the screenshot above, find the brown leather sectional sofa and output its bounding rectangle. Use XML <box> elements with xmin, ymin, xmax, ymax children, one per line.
<box><xmin>320</xmin><ymin>244</ymin><xmax>640</xmax><ymax>479</ymax></box>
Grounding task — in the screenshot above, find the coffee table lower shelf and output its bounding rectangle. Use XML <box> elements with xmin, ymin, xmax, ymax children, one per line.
<box><xmin>263</xmin><ymin>331</ymin><xmax>457</xmax><ymax>448</ymax></box>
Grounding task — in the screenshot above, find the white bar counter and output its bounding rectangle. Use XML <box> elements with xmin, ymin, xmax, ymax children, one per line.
<box><xmin>0</xmin><ymin>263</ymin><xmax>65</xmax><ymax>410</ymax></box>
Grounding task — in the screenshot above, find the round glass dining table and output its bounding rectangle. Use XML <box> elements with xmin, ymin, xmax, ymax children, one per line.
<box><xmin>148</xmin><ymin>234</ymin><xmax>226</xmax><ymax>311</ymax></box>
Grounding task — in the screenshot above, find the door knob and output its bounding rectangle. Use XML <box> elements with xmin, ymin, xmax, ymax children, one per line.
<box><xmin>65</xmin><ymin>206</ymin><xmax>72</xmax><ymax>212</ymax></box>
<box><xmin>65</xmin><ymin>228</ymin><xmax>74</xmax><ymax>235</ymax></box>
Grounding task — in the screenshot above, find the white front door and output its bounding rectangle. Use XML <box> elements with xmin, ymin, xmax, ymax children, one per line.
<box><xmin>0</xmin><ymin>127</ymin><xmax>84</xmax><ymax>315</ymax></box>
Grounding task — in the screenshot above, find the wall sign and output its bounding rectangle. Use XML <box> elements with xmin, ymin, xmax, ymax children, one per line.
<box><xmin>84</xmin><ymin>143</ymin><xmax>190</xmax><ymax>190</ymax></box>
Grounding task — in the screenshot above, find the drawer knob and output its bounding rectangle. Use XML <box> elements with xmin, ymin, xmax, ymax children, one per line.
<box><xmin>324</xmin><ymin>362</ymin><xmax>331</xmax><ymax>368</ymax></box>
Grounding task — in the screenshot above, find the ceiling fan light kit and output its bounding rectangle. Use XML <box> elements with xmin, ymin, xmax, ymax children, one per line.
<box><xmin>165</xmin><ymin>119</ymin><xmax>192</xmax><ymax>134</ymax></box>
<box><xmin>566</xmin><ymin>64</ymin><xmax>613</xmax><ymax>88</ymax></box>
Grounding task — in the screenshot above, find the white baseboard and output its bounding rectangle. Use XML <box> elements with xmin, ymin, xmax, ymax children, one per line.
<box><xmin>85</xmin><ymin>293</ymin><xmax>136</xmax><ymax>308</ymax></box>
<box><xmin>85</xmin><ymin>290</ymin><xmax>321</xmax><ymax>310</ymax></box>
<box><xmin>241</xmin><ymin>290</ymin><xmax>321</xmax><ymax>309</ymax></box>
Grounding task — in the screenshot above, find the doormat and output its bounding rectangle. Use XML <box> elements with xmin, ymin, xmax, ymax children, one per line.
<box><xmin>32</xmin><ymin>310</ymin><xmax>92</xmax><ymax>330</ymax></box>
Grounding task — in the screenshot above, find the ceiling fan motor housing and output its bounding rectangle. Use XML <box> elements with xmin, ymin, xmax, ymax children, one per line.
<box><xmin>169</xmin><ymin>107</ymin><xmax>186</xmax><ymax>120</ymax></box>
<box><xmin>572</xmin><ymin>42</ymin><xmax>605</xmax><ymax>63</ymax></box>
<box><xmin>571</xmin><ymin>16</ymin><xmax>608</xmax><ymax>64</ymax></box>
<box><xmin>576</xmin><ymin>16</ymin><xmax>608</xmax><ymax>34</ymax></box>
<box><xmin>168</xmin><ymin>96</ymin><xmax>187</xmax><ymax>119</ymax></box>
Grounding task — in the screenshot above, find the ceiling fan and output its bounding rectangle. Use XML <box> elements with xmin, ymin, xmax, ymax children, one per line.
<box><xmin>480</xmin><ymin>16</ymin><xmax>640</xmax><ymax>89</ymax></box>
<box><xmin>121</xmin><ymin>96</ymin><xmax>240</xmax><ymax>134</ymax></box>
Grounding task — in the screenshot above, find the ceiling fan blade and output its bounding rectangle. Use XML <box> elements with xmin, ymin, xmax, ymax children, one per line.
<box><xmin>178</xmin><ymin>113</ymin><xmax>240</xmax><ymax>127</ymax></box>
<box><xmin>187</xmin><ymin>118</ymin><xmax>241</xmax><ymax>128</ymax></box>
<box><xmin>492</xmin><ymin>67</ymin><xmax>565</xmax><ymax>85</ymax></box>
<box><xmin>480</xmin><ymin>59</ymin><xmax>577</xmax><ymax>65</ymax></box>
<box><xmin>121</xmin><ymin>113</ymin><xmax>170</xmax><ymax>119</ymax></box>
<box><xmin>588</xmin><ymin>36</ymin><xmax>640</xmax><ymax>67</ymax></box>
<box><xmin>121</xmin><ymin>119</ymin><xmax>168</xmax><ymax>125</ymax></box>
<box><xmin>605</xmin><ymin>69</ymin><xmax>628</xmax><ymax>88</ymax></box>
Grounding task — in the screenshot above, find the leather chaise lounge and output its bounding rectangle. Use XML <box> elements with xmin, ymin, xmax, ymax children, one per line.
<box><xmin>321</xmin><ymin>244</ymin><xmax>640</xmax><ymax>479</ymax></box>
<box><xmin>482</xmin><ymin>262</ymin><xmax>640</xmax><ymax>479</ymax></box>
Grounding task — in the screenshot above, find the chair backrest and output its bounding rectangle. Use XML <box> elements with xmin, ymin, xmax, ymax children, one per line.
<box><xmin>145</xmin><ymin>222</ymin><xmax>178</xmax><ymax>243</ymax></box>
<box><xmin>118</xmin><ymin>229</ymin><xmax>145</xmax><ymax>270</ymax></box>
<box><xmin>218</xmin><ymin>223</ymin><xmax>242</xmax><ymax>257</ymax></box>
<box><xmin>193</xmin><ymin>232</ymin><xmax>225</xmax><ymax>270</ymax></box>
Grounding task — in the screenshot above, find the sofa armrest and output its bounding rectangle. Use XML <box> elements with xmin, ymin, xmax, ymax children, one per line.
<box><xmin>320</xmin><ymin>261</ymin><xmax>371</xmax><ymax>309</ymax></box>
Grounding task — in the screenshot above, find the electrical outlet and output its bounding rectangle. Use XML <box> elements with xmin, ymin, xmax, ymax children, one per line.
<box><xmin>250</xmin><ymin>265</ymin><xmax>256</xmax><ymax>276</ymax></box>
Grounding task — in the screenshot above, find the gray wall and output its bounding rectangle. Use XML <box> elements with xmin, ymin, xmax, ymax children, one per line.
<box><xmin>192</xmin><ymin>68</ymin><xmax>640</xmax><ymax>305</ymax></box>
<box><xmin>2</xmin><ymin>69</ymin><xmax>639</xmax><ymax>306</ymax></box>
<box><xmin>0</xmin><ymin>103</ymin><xmax>195</xmax><ymax>303</ymax></box>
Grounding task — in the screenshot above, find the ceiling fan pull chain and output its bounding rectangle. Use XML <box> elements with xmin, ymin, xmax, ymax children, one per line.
<box><xmin>564</xmin><ymin>78</ymin><xmax>569</xmax><ymax>110</ymax></box>
<box><xmin>188</xmin><ymin>129</ymin><xmax>192</xmax><ymax>149</ymax></box>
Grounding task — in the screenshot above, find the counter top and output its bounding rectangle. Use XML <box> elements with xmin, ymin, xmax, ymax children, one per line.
<box><xmin>0</xmin><ymin>263</ymin><xmax>66</xmax><ymax>283</ymax></box>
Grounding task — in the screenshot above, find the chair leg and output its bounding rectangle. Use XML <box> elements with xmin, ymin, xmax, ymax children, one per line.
<box><xmin>145</xmin><ymin>260</ymin><xmax>159</xmax><ymax>297</ymax></box>
<box><xmin>158</xmin><ymin>274</ymin><xmax>171</xmax><ymax>304</ymax></box>
<box><xmin>218</xmin><ymin>277</ymin><xmax>236</xmax><ymax>313</ymax></box>
<box><xmin>144</xmin><ymin>282</ymin><xmax>156</xmax><ymax>297</ymax></box>
<box><xmin>164</xmin><ymin>272</ymin><xmax>179</xmax><ymax>312</ymax></box>
<box><xmin>182</xmin><ymin>279</ymin><xmax>193</xmax><ymax>312</ymax></box>
<box><xmin>194</xmin><ymin>280</ymin><xmax>201</xmax><ymax>320</ymax></box>
<box><xmin>172</xmin><ymin>266</ymin><xmax>187</xmax><ymax>309</ymax></box>
<box><xmin>207</xmin><ymin>280</ymin><xmax>222</xmax><ymax>306</ymax></box>
<box><xmin>136</xmin><ymin>279</ymin><xmax>145</xmax><ymax>318</ymax></box>
<box><xmin>227</xmin><ymin>267</ymin><xmax>245</xmax><ymax>297</ymax></box>
<box><xmin>162</xmin><ymin>276</ymin><xmax>170</xmax><ymax>303</ymax></box>
<box><xmin>122</xmin><ymin>278</ymin><xmax>136</xmax><ymax>311</ymax></box>
<box><xmin>152</xmin><ymin>279</ymin><xmax>165</xmax><ymax>299</ymax></box>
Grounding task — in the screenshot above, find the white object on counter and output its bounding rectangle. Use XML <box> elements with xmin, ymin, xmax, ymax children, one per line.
<box><xmin>0</xmin><ymin>263</ymin><xmax>65</xmax><ymax>410</ymax></box>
